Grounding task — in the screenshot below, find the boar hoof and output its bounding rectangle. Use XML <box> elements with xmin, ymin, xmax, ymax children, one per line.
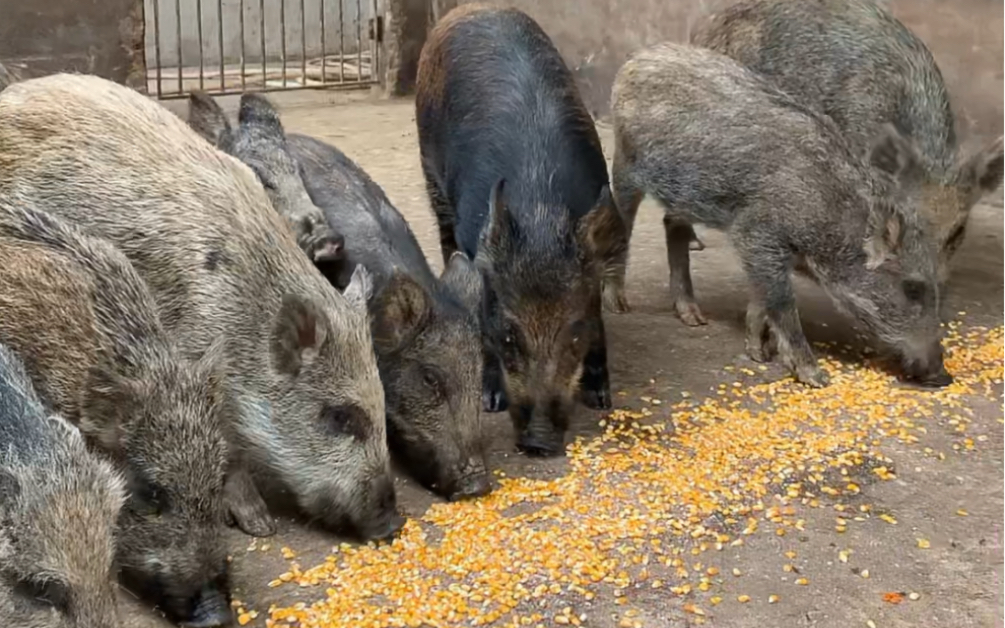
<box><xmin>224</xmin><ymin>473</ymin><xmax>277</xmax><ymax>537</ymax></box>
<box><xmin>795</xmin><ymin>364</ymin><xmax>830</xmax><ymax>388</ymax></box>
<box><xmin>602</xmin><ymin>283</ymin><xmax>631</xmax><ymax>314</ymax></box>
<box><xmin>482</xmin><ymin>387</ymin><xmax>508</xmax><ymax>413</ymax></box>
<box><xmin>745</xmin><ymin>334</ymin><xmax>777</xmax><ymax>363</ymax></box>
<box><xmin>227</xmin><ymin>503</ymin><xmax>277</xmax><ymax>538</ymax></box>
<box><xmin>689</xmin><ymin>236</ymin><xmax>706</xmax><ymax>252</ymax></box>
<box><xmin>579</xmin><ymin>366</ymin><xmax>612</xmax><ymax>409</ymax></box>
<box><xmin>674</xmin><ymin>300</ymin><xmax>708</xmax><ymax>326</ymax></box>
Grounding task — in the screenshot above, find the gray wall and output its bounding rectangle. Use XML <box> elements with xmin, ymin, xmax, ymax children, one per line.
<box><xmin>0</xmin><ymin>0</ymin><xmax>145</xmax><ymax>87</ymax></box>
<box><xmin>144</xmin><ymin>0</ymin><xmax>375</xmax><ymax>68</ymax></box>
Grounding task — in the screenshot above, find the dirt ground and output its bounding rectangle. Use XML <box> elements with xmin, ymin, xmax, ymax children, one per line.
<box><xmin>134</xmin><ymin>92</ymin><xmax>1004</xmax><ymax>628</ymax></box>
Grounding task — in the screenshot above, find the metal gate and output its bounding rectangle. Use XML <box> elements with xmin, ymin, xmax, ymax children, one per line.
<box><xmin>144</xmin><ymin>0</ymin><xmax>381</xmax><ymax>99</ymax></box>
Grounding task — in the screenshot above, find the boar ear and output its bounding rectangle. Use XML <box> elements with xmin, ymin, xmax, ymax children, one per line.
<box><xmin>577</xmin><ymin>184</ymin><xmax>627</xmax><ymax>262</ymax></box>
<box><xmin>868</xmin><ymin>124</ymin><xmax>924</xmax><ymax>190</ymax></box>
<box><xmin>270</xmin><ymin>294</ymin><xmax>328</xmax><ymax>377</ymax></box>
<box><xmin>80</xmin><ymin>366</ymin><xmax>139</xmax><ymax>450</ymax></box>
<box><xmin>238</xmin><ymin>93</ymin><xmax>284</xmax><ymax>140</ymax></box>
<box><xmin>342</xmin><ymin>264</ymin><xmax>373</xmax><ymax>310</ymax></box>
<box><xmin>192</xmin><ymin>339</ymin><xmax>230</xmax><ymax>413</ymax></box>
<box><xmin>955</xmin><ymin>135</ymin><xmax>1004</xmax><ymax>196</ymax></box>
<box><xmin>864</xmin><ymin>202</ymin><xmax>905</xmax><ymax>269</ymax></box>
<box><xmin>188</xmin><ymin>91</ymin><xmax>233</xmax><ymax>151</ymax></box>
<box><xmin>441</xmin><ymin>251</ymin><xmax>483</xmax><ymax>315</ymax></box>
<box><xmin>373</xmin><ymin>271</ymin><xmax>431</xmax><ymax>351</ymax></box>
<box><xmin>479</xmin><ymin>179</ymin><xmax>514</xmax><ymax>259</ymax></box>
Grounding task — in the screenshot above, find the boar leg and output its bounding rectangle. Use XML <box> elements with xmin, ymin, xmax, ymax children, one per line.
<box><xmin>578</xmin><ymin>299</ymin><xmax>612</xmax><ymax>409</ymax></box>
<box><xmin>663</xmin><ymin>214</ymin><xmax>707</xmax><ymax>326</ymax></box>
<box><xmin>604</xmin><ymin>158</ymin><xmax>644</xmax><ymax>313</ymax></box>
<box><xmin>482</xmin><ymin>351</ymin><xmax>508</xmax><ymax>413</ymax></box>
<box><xmin>744</xmin><ymin>300</ymin><xmax>778</xmax><ymax>363</ymax></box>
<box><xmin>422</xmin><ymin>168</ymin><xmax>459</xmax><ymax>266</ymax></box>
<box><xmin>223</xmin><ymin>465</ymin><xmax>276</xmax><ymax>537</ymax></box>
<box><xmin>735</xmin><ymin>239</ymin><xmax>829</xmax><ymax>388</ymax></box>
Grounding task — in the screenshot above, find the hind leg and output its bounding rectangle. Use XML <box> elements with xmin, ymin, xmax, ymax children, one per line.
<box><xmin>422</xmin><ymin>165</ymin><xmax>459</xmax><ymax>266</ymax></box>
<box><xmin>664</xmin><ymin>215</ymin><xmax>707</xmax><ymax>326</ymax></box>
<box><xmin>603</xmin><ymin>155</ymin><xmax>644</xmax><ymax>313</ymax></box>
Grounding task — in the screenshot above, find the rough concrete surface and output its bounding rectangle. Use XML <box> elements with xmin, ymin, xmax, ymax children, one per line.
<box><xmin>121</xmin><ymin>93</ymin><xmax>1005</xmax><ymax>628</ymax></box>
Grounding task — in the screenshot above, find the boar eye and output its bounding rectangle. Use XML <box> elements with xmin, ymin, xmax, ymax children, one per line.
<box><xmin>249</xmin><ymin>164</ymin><xmax>278</xmax><ymax>191</ymax></box>
<box><xmin>322</xmin><ymin>404</ymin><xmax>371</xmax><ymax>441</ymax></box>
<box><xmin>131</xmin><ymin>480</ymin><xmax>170</xmax><ymax>516</ymax></box>
<box><xmin>421</xmin><ymin>367</ymin><xmax>447</xmax><ymax>400</ymax></box>
<box><xmin>14</xmin><ymin>578</ymin><xmax>71</xmax><ymax>612</ymax></box>
<box><xmin>902</xmin><ymin>279</ymin><xmax>926</xmax><ymax>303</ymax></box>
<box><xmin>945</xmin><ymin>224</ymin><xmax>965</xmax><ymax>251</ymax></box>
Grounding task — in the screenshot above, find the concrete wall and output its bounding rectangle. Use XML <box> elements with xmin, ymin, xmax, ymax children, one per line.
<box><xmin>143</xmin><ymin>0</ymin><xmax>373</xmax><ymax>67</ymax></box>
<box><xmin>403</xmin><ymin>0</ymin><xmax>1002</xmax><ymax>142</ymax></box>
<box><xmin>0</xmin><ymin>0</ymin><xmax>145</xmax><ymax>87</ymax></box>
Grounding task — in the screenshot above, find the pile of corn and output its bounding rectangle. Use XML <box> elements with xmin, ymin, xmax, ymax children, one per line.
<box><xmin>261</xmin><ymin>323</ymin><xmax>1002</xmax><ymax>628</ymax></box>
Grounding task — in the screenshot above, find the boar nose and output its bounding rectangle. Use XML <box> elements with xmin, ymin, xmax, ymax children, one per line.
<box><xmin>901</xmin><ymin>340</ymin><xmax>952</xmax><ymax>388</ymax></box>
<box><xmin>447</xmin><ymin>465</ymin><xmax>492</xmax><ymax>501</ymax></box>
<box><xmin>179</xmin><ymin>582</ymin><xmax>232</xmax><ymax>628</ymax></box>
<box><xmin>312</xmin><ymin>233</ymin><xmax>344</xmax><ymax>263</ymax></box>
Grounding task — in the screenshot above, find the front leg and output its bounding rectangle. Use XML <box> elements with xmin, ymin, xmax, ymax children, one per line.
<box><xmin>224</xmin><ymin>462</ymin><xmax>276</xmax><ymax>537</ymax></box>
<box><xmin>578</xmin><ymin>301</ymin><xmax>612</xmax><ymax>409</ymax></box>
<box><xmin>482</xmin><ymin>350</ymin><xmax>508</xmax><ymax>413</ymax></box>
<box><xmin>736</xmin><ymin>241</ymin><xmax>827</xmax><ymax>387</ymax></box>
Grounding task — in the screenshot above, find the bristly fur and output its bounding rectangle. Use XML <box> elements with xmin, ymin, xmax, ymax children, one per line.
<box><xmin>692</xmin><ymin>0</ymin><xmax>1004</xmax><ymax>279</ymax></box>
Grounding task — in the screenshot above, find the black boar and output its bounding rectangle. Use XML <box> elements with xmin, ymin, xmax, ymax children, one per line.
<box><xmin>416</xmin><ymin>4</ymin><xmax>626</xmax><ymax>457</ymax></box>
<box><xmin>186</xmin><ymin>91</ymin><xmax>492</xmax><ymax>501</ymax></box>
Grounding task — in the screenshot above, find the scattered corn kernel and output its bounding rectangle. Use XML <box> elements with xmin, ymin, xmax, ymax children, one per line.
<box><xmin>259</xmin><ymin>325</ymin><xmax>1002</xmax><ymax>628</ymax></box>
<box><xmin>737</xmin><ymin>595</ymin><xmax>751</xmax><ymax>603</ymax></box>
<box><xmin>768</xmin><ymin>595</ymin><xmax>779</xmax><ymax>604</ymax></box>
<box><xmin>916</xmin><ymin>539</ymin><xmax>931</xmax><ymax>549</ymax></box>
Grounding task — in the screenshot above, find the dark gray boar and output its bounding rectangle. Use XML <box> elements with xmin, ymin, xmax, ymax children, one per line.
<box><xmin>0</xmin><ymin>202</ymin><xmax>234</xmax><ymax>626</ymax></box>
<box><xmin>186</xmin><ymin>91</ymin><xmax>492</xmax><ymax>501</ymax></box>
<box><xmin>0</xmin><ymin>343</ymin><xmax>126</xmax><ymax>628</ymax></box>
<box><xmin>416</xmin><ymin>5</ymin><xmax>626</xmax><ymax>457</ymax></box>
<box><xmin>187</xmin><ymin>90</ymin><xmax>345</xmax><ymax>269</ymax></box>
<box><xmin>0</xmin><ymin>74</ymin><xmax>401</xmax><ymax>542</ymax></box>
<box><xmin>691</xmin><ymin>0</ymin><xmax>1004</xmax><ymax>282</ymax></box>
<box><xmin>611</xmin><ymin>43</ymin><xmax>950</xmax><ymax>388</ymax></box>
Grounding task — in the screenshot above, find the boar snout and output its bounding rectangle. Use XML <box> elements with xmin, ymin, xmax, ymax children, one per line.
<box><xmin>179</xmin><ymin>579</ymin><xmax>232</xmax><ymax>628</ymax></box>
<box><xmin>125</xmin><ymin>558</ymin><xmax>231</xmax><ymax>627</ymax></box>
<box><xmin>308</xmin><ymin>229</ymin><xmax>344</xmax><ymax>264</ymax></box>
<box><xmin>348</xmin><ymin>476</ymin><xmax>405</xmax><ymax>541</ymax></box>
<box><xmin>513</xmin><ymin>401</ymin><xmax>570</xmax><ymax>458</ymax></box>
<box><xmin>445</xmin><ymin>459</ymin><xmax>492</xmax><ymax>501</ymax></box>
<box><xmin>900</xmin><ymin>338</ymin><xmax>953</xmax><ymax>388</ymax></box>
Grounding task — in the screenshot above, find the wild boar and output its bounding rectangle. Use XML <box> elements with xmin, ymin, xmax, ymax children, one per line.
<box><xmin>611</xmin><ymin>43</ymin><xmax>950</xmax><ymax>388</ymax></box>
<box><xmin>0</xmin><ymin>343</ymin><xmax>125</xmax><ymax>628</ymax></box>
<box><xmin>692</xmin><ymin>0</ymin><xmax>1004</xmax><ymax>282</ymax></box>
<box><xmin>0</xmin><ymin>201</ymin><xmax>233</xmax><ymax>626</ymax></box>
<box><xmin>0</xmin><ymin>73</ymin><xmax>401</xmax><ymax>543</ymax></box>
<box><xmin>416</xmin><ymin>4</ymin><xmax>626</xmax><ymax>457</ymax></box>
<box><xmin>186</xmin><ymin>91</ymin><xmax>492</xmax><ymax>501</ymax></box>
